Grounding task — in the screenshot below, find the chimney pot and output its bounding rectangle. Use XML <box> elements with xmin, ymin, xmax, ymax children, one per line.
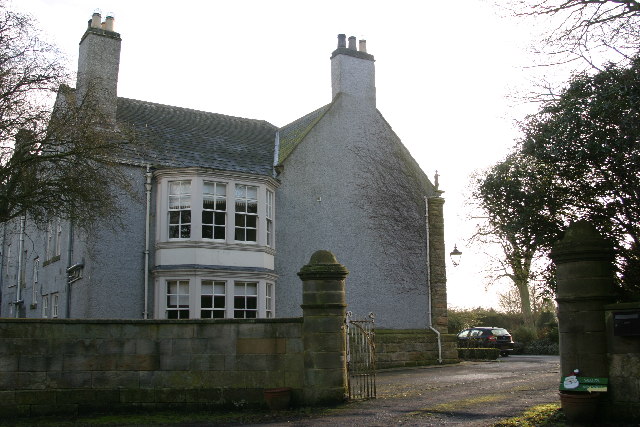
<box><xmin>90</xmin><ymin>12</ymin><xmax>101</xmax><ymax>29</ymax></box>
<box><xmin>104</xmin><ymin>15</ymin><xmax>115</xmax><ymax>32</ymax></box>
<box><xmin>359</xmin><ymin>39</ymin><xmax>367</xmax><ymax>53</ymax></box>
<box><xmin>337</xmin><ymin>34</ymin><xmax>346</xmax><ymax>48</ymax></box>
<box><xmin>348</xmin><ymin>36</ymin><xmax>356</xmax><ymax>50</ymax></box>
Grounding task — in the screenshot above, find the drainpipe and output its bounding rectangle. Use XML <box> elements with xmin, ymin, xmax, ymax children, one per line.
<box><xmin>143</xmin><ymin>164</ymin><xmax>152</xmax><ymax>319</ymax></box>
<box><xmin>425</xmin><ymin>197</ymin><xmax>442</xmax><ymax>364</ymax></box>
<box><xmin>0</xmin><ymin>224</ymin><xmax>6</xmax><ymax>314</ymax></box>
<box><xmin>65</xmin><ymin>220</ymin><xmax>74</xmax><ymax>318</ymax></box>
<box><xmin>14</xmin><ymin>215</ymin><xmax>25</xmax><ymax>318</ymax></box>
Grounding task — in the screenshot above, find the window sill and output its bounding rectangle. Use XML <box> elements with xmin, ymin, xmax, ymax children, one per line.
<box><xmin>43</xmin><ymin>255</ymin><xmax>61</xmax><ymax>266</ymax></box>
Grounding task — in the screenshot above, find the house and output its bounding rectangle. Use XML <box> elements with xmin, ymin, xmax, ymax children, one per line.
<box><xmin>0</xmin><ymin>13</ymin><xmax>448</xmax><ymax>331</ymax></box>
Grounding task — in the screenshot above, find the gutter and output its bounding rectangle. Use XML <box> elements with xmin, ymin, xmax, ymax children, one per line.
<box><xmin>425</xmin><ymin>196</ymin><xmax>443</xmax><ymax>364</ymax></box>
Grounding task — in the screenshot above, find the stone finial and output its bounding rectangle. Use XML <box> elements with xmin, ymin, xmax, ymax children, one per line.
<box><xmin>298</xmin><ymin>250</ymin><xmax>349</xmax><ymax>281</ymax></box>
<box><xmin>550</xmin><ymin>220</ymin><xmax>614</xmax><ymax>264</ymax></box>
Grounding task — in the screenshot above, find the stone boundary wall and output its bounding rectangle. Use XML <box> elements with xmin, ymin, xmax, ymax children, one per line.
<box><xmin>605</xmin><ymin>302</ymin><xmax>640</xmax><ymax>421</ymax></box>
<box><xmin>376</xmin><ymin>329</ymin><xmax>458</xmax><ymax>369</ymax></box>
<box><xmin>0</xmin><ymin>318</ymin><xmax>303</xmax><ymax>417</ymax></box>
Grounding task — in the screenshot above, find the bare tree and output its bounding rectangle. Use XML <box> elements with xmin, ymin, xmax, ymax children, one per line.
<box><xmin>0</xmin><ymin>2</ymin><xmax>135</xmax><ymax>228</ymax></box>
<box><xmin>510</xmin><ymin>0</ymin><xmax>640</xmax><ymax>68</ymax></box>
<box><xmin>353</xmin><ymin>139</ymin><xmax>434</xmax><ymax>292</ymax></box>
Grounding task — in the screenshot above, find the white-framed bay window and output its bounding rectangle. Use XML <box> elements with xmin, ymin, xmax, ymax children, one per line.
<box><xmin>156</xmin><ymin>276</ymin><xmax>275</xmax><ymax>319</ymax></box>
<box><xmin>156</xmin><ymin>170</ymin><xmax>277</xmax><ymax>248</ymax></box>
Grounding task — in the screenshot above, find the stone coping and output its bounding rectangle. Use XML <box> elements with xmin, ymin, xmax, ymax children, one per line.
<box><xmin>0</xmin><ymin>317</ymin><xmax>303</xmax><ymax>325</ymax></box>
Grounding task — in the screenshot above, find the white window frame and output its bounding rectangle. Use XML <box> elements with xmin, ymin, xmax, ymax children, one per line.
<box><xmin>202</xmin><ymin>181</ymin><xmax>226</xmax><ymax>241</ymax></box>
<box><xmin>168</xmin><ymin>180</ymin><xmax>192</xmax><ymax>240</ymax></box>
<box><xmin>200</xmin><ymin>279</ymin><xmax>226</xmax><ymax>318</ymax></box>
<box><xmin>46</xmin><ymin>219</ymin><xmax>62</xmax><ymax>260</ymax></box>
<box><xmin>42</xmin><ymin>295</ymin><xmax>49</xmax><ymax>318</ymax></box>
<box><xmin>266</xmin><ymin>282</ymin><xmax>274</xmax><ymax>318</ymax></box>
<box><xmin>266</xmin><ymin>190</ymin><xmax>274</xmax><ymax>248</ymax></box>
<box><xmin>32</xmin><ymin>257</ymin><xmax>39</xmax><ymax>305</ymax></box>
<box><xmin>234</xmin><ymin>185</ymin><xmax>258</xmax><ymax>243</ymax></box>
<box><xmin>166</xmin><ymin>279</ymin><xmax>190</xmax><ymax>319</ymax></box>
<box><xmin>233</xmin><ymin>281</ymin><xmax>258</xmax><ymax>318</ymax></box>
<box><xmin>51</xmin><ymin>293</ymin><xmax>59</xmax><ymax>318</ymax></box>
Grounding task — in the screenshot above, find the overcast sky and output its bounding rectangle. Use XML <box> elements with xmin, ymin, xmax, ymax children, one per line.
<box><xmin>12</xmin><ymin>0</ymin><xmax>547</xmax><ymax>309</ymax></box>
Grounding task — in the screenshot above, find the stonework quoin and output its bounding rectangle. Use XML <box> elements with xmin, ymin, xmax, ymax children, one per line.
<box><xmin>550</xmin><ymin>221</ymin><xmax>616</xmax><ymax>378</ymax></box>
<box><xmin>298</xmin><ymin>250</ymin><xmax>349</xmax><ymax>405</ymax></box>
<box><xmin>428</xmin><ymin>196</ymin><xmax>448</xmax><ymax>333</ymax></box>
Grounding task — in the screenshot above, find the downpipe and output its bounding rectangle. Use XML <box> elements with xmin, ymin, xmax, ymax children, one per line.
<box><xmin>425</xmin><ymin>196</ymin><xmax>443</xmax><ymax>364</ymax></box>
<box><xmin>14</xmin><ymin>215</ymin><xmax>25</xmax><ymax>318</ymax></box>
<box><xmin>143</xmin><ymin>165</ymin><xmax>152</xmax><ymax>319</ymax></box>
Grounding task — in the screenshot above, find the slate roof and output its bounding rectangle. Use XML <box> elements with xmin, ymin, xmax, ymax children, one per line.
<box><xmin>277</xmin><ymin>98</ymin><xmax>336</xmax><ymax>164</ymax></box>
<box><xmin>116</xmin><ymin>97</ymin><xmax>277</xmax><ymax>176</ymax></box>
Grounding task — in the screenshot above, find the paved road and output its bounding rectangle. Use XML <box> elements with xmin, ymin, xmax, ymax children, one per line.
<box><xmin>263</xmin><ymin>355</ymin><xmax>561</xmax><ymax>426</ymax></box>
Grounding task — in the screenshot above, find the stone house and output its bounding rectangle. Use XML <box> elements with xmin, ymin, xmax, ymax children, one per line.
<box><xmin>0</xmin><ymin>13</ymin><xmax>447</xmax><ymax>331</ymax></box>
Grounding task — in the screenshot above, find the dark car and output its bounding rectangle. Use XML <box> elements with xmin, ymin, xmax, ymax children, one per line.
<box><xmin>457</xmin><ymin>327</ymin><xmax>515</xmax><ymax>356</ymax></box>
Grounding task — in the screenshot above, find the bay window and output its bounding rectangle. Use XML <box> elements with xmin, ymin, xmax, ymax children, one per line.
<box><xmin>157</xmin><ymin>278</ymin><xmax>274</xmax><ymax>319</ymax></box>
<box><xmin>158</xmin><ymin>173</ymin><xmax>276</xmax><ymax>247</ymax></box>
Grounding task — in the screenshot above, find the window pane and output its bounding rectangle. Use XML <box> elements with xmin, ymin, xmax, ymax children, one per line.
<box><xmin>247</xmin><ymin>201</ymin><xmax>258</xmax><ymax>214</ymax></box>
<box><xmin>201</xmin><ymin>295</ymin><xmax>213</xmax><ymax>309</ymax></box>
<box><xmin>247</xmin><ymin>187</ymin><xmax>257</xmax><ymax>199</ymax></box>
<box><xmin>246</xmin><ymin>215</ymin><xmax>256</xmax><ymax>228</ymax></box>
<box><xmin>214</xmin><ymin>226</ymin><xmax>225</xmax><ymax>240</ymax></box>
<box><xmin>234</xmin><ymin>296</ymin><xmax>245</xmax><ymax>309</ymax></box>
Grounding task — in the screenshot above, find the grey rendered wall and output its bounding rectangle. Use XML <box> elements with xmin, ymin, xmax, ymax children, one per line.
<box><xmin>0</xmin><ymin>165</ymin><xmax>151</xmax><ymax>319</ymax></box>
<box><xmin>276</xmin><ymin>93</ymin><xmax>435</xmax><ymax>328</ymax></box>
<box><xmin>71</xmin><ymin>165</ymin><xmax>151</xmax><ymax>318</ymax></box>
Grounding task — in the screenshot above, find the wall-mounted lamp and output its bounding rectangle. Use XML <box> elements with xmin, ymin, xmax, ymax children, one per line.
<box><xmin>450</xmin><ymin>244</ymin><xmax>462</xmax><ymax>267</ymax></box>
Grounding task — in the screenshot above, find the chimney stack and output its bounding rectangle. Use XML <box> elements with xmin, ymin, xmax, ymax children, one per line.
<box><xmin>76</xmin><ymin>12</ymin><xmax>122</xmax><ymax>123</ymax></box>
<box><xmin>330</xmin><ymin>33</ymin><xmax>376</xmax><ymax>105</ymax></box>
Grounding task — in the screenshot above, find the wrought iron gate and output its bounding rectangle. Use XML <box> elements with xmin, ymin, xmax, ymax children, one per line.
<box><xmin>345</xmin><ymin>311</ymin><xmax>376</xmax><ymax>400</ymax></box>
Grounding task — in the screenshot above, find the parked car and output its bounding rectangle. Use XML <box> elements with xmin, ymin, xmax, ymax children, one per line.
<box><xmin>457</xmin><ymin>327</ymin><xmax>515</xmax><ymax>356</ymax></box>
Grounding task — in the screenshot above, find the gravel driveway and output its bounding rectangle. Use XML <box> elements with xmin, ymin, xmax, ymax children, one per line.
<box><xmin>262</xmin><ymin>355</ymin><xmax>561</xmax><ymax>426</ymax></box>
